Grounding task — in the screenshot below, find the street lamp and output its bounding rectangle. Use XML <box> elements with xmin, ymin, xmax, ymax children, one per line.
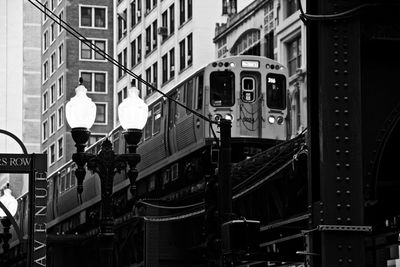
<box><xmin>66</xmin><ymin>81</ymin><xmax>148</xmax><ymax>267</ymax></box>
<box><xmin>0</xmin><ymin>187</ymin><xmax>18</xmax><ymax>262</ymax></box>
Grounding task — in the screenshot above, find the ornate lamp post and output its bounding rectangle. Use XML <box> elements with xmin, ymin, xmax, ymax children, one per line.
<box><xmin>66</xmin><ymin>81</ymin><xmax>148</xmax><ymax>267</ymax></box>
<box><xmin>0</xmin><ymin>187</ymin><xmax>18</xmax><ymax>263</ymax></box>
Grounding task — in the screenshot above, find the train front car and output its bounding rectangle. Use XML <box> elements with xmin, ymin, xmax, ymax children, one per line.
<box><xmin>204</xmin><ymin>56</ymin><xmax>288</xmax><ymax>159</ymax></box>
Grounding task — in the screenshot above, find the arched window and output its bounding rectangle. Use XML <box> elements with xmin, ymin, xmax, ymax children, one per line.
<box><xmin>230</xmin><ymin>29</ymin><xmax>261</xmax><ymax>56</ymax></box>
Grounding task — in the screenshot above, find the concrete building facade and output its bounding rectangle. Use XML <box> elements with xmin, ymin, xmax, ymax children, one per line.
<box><xmin>0</xmin><ymin>0</ymin><xmax>42</xmax><ymax>196</ymax></box>
<box><xmin>213</xmin><ymin>0</ymin><xmax>307</xmax><ymax>138</ymax></box>
<box><xmin>114</xmin><ymin>0</ymin><xmax>227</xmax><ymax>126</ymax></box>
<box><xmin>40</xmin><ymin>0</ymin><xmax>114</xmax><ymax>175</ymax></box>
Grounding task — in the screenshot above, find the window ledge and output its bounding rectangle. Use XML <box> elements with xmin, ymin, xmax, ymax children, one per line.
<box><xmin>161</xmin><ymin>33</ymin><xmax>174</xmax><ymax>45</ymax></box>
<box><xmin>145</xmin><ymin>48</ymin><xmax>157</xmax><ymax>58</ymax></box>
<box><xmin>178</xmin><ymin>63</ymin><xmax>192</xmax><ymax>75</ymax></box>
<box><xmin>178</xmin><ymin>18</ymin><xmax>192</xmax><ymax>30</ymax></box>
<box><xmin>161</xmin><ymin>77</ymin><xmax>175</xmax><ymax>88</ymax></box>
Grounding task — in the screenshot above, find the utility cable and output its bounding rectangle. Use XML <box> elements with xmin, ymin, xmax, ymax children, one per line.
<box><xmin>28</xmin><ymin>0</ymin><xmax>215</xmax><ymax>125</ymax></box>
<box><xmin>137</xmin><ymin>199</ymin><xmax>203</xmax><ymax>210</ymax></box>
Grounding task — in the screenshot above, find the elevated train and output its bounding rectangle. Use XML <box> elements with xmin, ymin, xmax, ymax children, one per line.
<box><xmin>45</xmin><ymin>55</ymin><xmax>289</xmax><ymax>235</ymax></box>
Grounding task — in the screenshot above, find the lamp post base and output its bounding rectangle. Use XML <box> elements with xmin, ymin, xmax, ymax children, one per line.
<box><xmin>98</xmin><ymin>232</ymin><xmax>114</xmax><ymax>267</ymax></box>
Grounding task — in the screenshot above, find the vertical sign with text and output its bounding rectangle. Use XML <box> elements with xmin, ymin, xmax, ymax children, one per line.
<box><xmin>33</xmin><ymin>171</ymin><xmax>47</xmax><ymax>266</ymax></box>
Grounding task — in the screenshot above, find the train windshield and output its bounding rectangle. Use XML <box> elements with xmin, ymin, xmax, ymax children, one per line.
<box><xmin>210</xmin><ymin>71</ymin><xmax>235</xmax><ymax>107</ymax></box>
<box><xmin>266</xmin><ymin>73</ymin><xmax>286</xmax><ymax>110</ymax></box>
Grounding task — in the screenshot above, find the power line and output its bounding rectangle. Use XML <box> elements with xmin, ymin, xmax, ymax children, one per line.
<box><xmin>28</xmin><ymin>0</ymin><xmax>215</xmax><ymax>125</ymax></box>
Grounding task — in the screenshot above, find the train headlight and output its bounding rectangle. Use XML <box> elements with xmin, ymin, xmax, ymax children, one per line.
<box><xmin>277</xmin><ymin>116</ymin><xmax>284</xmax><ymax>125</ymax></box>
<box><xmin>224</xmin><ymin>114</ymin><xmax>234</xmax><ymax>121</ymax></box>
<box><xmin>268</xmin><ymin>115</ymin><xmax>275</xmax><ymax>124</ymax></box>
<box><xmin>214</xmin><ymin>114</ymin><xmax>222</xmax><ymax>122</ymax></box>
<box><xmin>230</xmin><ymin>62</ymin><xmax>235</xmax><ymax>68</ymax></box>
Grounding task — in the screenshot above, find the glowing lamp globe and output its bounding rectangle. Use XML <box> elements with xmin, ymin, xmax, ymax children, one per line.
<box><xmin>118</xmin><ymin>87</ymin><xmax>148</xmax><ymax>130</ymax></box>
<box><xmin>0</xmin><ymin>189</ymin><xmax>18</xmax><ymax>217</ymax></box>
<box><xmin>65</xmin><ymin>84</ymin><xmax>97</xmax><ymax>129</ymax></box>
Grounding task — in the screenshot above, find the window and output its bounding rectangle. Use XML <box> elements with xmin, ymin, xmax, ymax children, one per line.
<box><xmin>58</xmin><ymin>106</ymin><xmax>64</xmax><ymax>129</ymax></box>
<box><xmin>169</xmin><ymin>4</ymin><xmax>175</xmax><ymax>35</ymax></box>
<box><xmin>80</xmin><ymin>39</ymin><xmax>106</xmax><ymax>61</ymax></box>
<box><xmin>94</xmin><ymin>103</ymin><xmax>107</xmax><ymax>124</ymax></box>
<box><xmin>153</xmin><ymin>103</ymin><xmax>162</xmax><ymax>135</ymax></box>
<box><xmin>118</xmin><ymin>88</ymin><xmax>128</xmax><ymax>106</ymax></box>
<box><xmin>58</xmin><ymin>43</ymin><xmax>64</xmax><ymax>66</ymax></box>
<box><xmin>187</xmin><ymin>33</ymin><xmax>192</xmax><ymax>66</ymax></box>
<box><xmin>145</xmin><ymin>0</ymin><xmax>156</xmax><ymax>13</ymax></box>
<box><xmin>179</xmin><ymin>39</ymin><xmax>185</xmax><ymax>70</ymax></box>
<box><xmin>43</xmin><ymin>91</ymin><xmax>49</xmax><ymax>112</ymax></box>
<box><xmin>50</xmin><ymin>113</ymin><xmax>56</xmax><ymax>135</ymax></box>
<box><xmin>179</xmin><ymin>0</ymin><xmax>185</xmax><ymax>25</ymax></box>
<box><xmin>130</xmin><ymin>1</ymin><xmax>136</xmax><ymax>27</ymax></box>
<box><xmin>287</xmin><ymin>0</ymin><xmax>299</xmax><ymax>18</ymax></box>
<box><xmin>58</xmin><ymin>10</ymin><xmax>64</xmax><ymax>35</ymax></box>
<box><xmin>50</xmin><ymin>23</ymin><xmax>56</xmax><ymax>43</ymax></box>
<box><xmin>80</xmin><ymin>71</ymin><xmax>107</xmax><ymax>93</ymax></box>
<box><xmin>217</xmin><ymin>38</ymin><xmax>228</xmax><ymax>58</ymax></box>
<box><xmin>188</xmin><ymin>0</ymin><xmax>192</xmax><ymax>20</ymax></box>
<box><xmin>43</xmin><ymin>1</ymin><xmax>48</xmax><ymax>22</ymax></box>
<box><xmin>146</xmin><ymin>26</ymin><xmax>151</xmax><ymax>54</ymax></box>
<box><xmin>43</xmin><ymin>30</ymin><xmax>49</xmax><ymax>52</ymax></box>
<box><xmin>146</xmin><ymin>67</ymin><xmax>152</xmax><ymax>96</ymax></box>
<box><xmin>42</xmin><ymin>120</ymin><xmax>48</xmax><ymax>141</ymax></box>
<box><xmin>50</xmin><ymin>52</ymin><xmax>56</xmax><ymax>74</ymax></box>
<box><xmin>80</xmin><ymin>6</ymin><xmax>107</xmax><ymax>28</ymax></box>
<box><xmin>287</xmin><ymin>36</ymin><xmax>301</xmax><ymax>76</ymax></box>
<box><xmin>210</xmin><ymin>71</ymin><xmax>235</xmax><ymax>107</ymax></box>
<box><xmin>43</xmin><ymin>60</ymin><xmax>49</xmax><ymax>82</ymax></box>
<box><xmin>196</xmin><ymin>75</ymin><xmax>203</xmax><ymax>110</ymax></box>
<box><xmin>169</xmin><ymin>48</ymin><xmax>175</xmax><ymax>77</ymax></box>
<box><xmin>131</xmin><ymin>40</ymin><xmax>136</xmax><ymax>67</ymax></box>
<box><xmin>117</xmin><ymin>48</ymin><xmax>127</xmax><ymax>78</ymax></box>
<box><xmin>144</xmin><ymin>110</ymin><xmax>152</xmax><ymax>140</ymax></box>
<box><xmin>137</xmin><ymin>35</ymin><xmax>142</xmax><ymax>63</ymax></box>
<box><xmin>57</xmin><ymin>137</ymin><xmax>63</xmax><ymax>159</ymax></box>
<box><xmin>88</xmin><ymin>134</ymin><xmax>106</xmax><ymax>146</ymax></box>
<box><xmin>152</xmin><ymin>62</ymin><xmax>158</xmax><ymax>88</ymax></box>
<box><xmin>162</xmin><ymin>11</ymin><xmax>168</xmax><ymax>42</ymax></box>
<box><xmin>58</xmin><ymin>75</ymin><xmax>64</xmax><ymax>98</ymax></box>
<box><xmin>50</xmin><ymin>143</ymin><xmax>55</xmax><ymax>164</ymax></box>
<box><xmin>241</xmin><ymin>77</ymin><xmax>256</xmax><ymax>103</ymax></box>
<box><xmin>162</xmin><ymin>54</ymin><xmax>168</xmax><ymax>83</ymax></box>
<box><xmin>50</xmin><ymin>0</ymin><xmax>55</xmax><ymax>10</ymax></box>
<box><xmin>50</xmin><ymin>83</ymin><xmax>56</xmax><ymax>105</ymax></box>
<box><xmin>231</xmin><ymin>29</ymin><xmax>260</xmax><ymax>56</ymax></box>
<box><xmin>152</xmin><ymin>20</ymin><xmax>157</xmax><ymax>49</ymax></box>
<box><xmin>118</xmin><ymin>10</ymin><xmax>127</xmax><ymax>40</ymax></box>
<box><xmin>266</xmin><ymin>73</ymin><xmax>286</xmax><ymax>110</ymax></box>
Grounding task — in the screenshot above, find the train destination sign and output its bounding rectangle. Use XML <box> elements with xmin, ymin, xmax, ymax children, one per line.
<box><xmin>0</xmin><ymin>154</ymin><xmax>32</xmax><ymax>172</ymax></box>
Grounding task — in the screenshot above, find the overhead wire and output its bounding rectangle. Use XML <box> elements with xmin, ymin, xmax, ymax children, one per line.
<box><xmin>28</xmin><ymin>0</ymin><xmax>215</xmax><ymax>125</ymax></box>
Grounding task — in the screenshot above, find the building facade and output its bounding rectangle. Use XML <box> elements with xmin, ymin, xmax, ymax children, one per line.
<box><xmin>114</xmin><ymin>0</ymin><xmax>226</xmax><ymax>126</ymax></box>
<box><xmin>0</xmin><ymin>0</ymin><xmax>42</xmax><ymax>196</ymax></box>
<box><xmin>40</xmin><ymin>0</ymin><xmax>114</xmax><ymax>175</ymax></box>
<box><xmin>214</xmin><ymin>0</ymin><xmax>307</xmax><ymax>138</ymax></box>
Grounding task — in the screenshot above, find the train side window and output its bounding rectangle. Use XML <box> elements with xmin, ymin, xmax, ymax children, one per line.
<box><xmin>171</xmin><ymin>163</ymin><xmax>179</xmax><ymax>181</ymax></box>
<box><xmin>196</xmin><ymin>74</ymin><xmax>203</xmax><ymax>110</ymax></box>
<box><xmin>59</xmin><ymin>170</ymin><xmax>66</xmax><ymax>194</ymax></box>
<box><xmin>153</xmin><ymin>102</ymin><xmax>162</xmax><ymax>135</ymax></box>
<box><xmin>210</xmin><ymin>71</ymin><xmax>235</xmax><ymax>107</ymax></box>
<box><xmin>168</xmin><ymin>92</ymin><xmax>177</xmax><ymax>128</ymax></box>
<box><xmin>186</xmin><ymin>79</ymin><xmax>193</xmax><ymax>114</ymax></box>
<box><xmin>266</xmin><ymin>73</ymin><xmax>287</xmax><ymax>110</ymax></box>
<box><xmin>144</xmin><ymin>109</ymin><xmax>152</xmax><ymax>140</ymax></box>
<box><xmin>241</xmin><ymin>77</ymin><xmax>256</xmax><ymax>102</ymax></box>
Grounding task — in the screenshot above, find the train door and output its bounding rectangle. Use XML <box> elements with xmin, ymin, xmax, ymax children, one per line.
<box><xmin>239</xmin><ymin>72</ymin><xmax>262</xmax><ymax>137</ymax></box>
